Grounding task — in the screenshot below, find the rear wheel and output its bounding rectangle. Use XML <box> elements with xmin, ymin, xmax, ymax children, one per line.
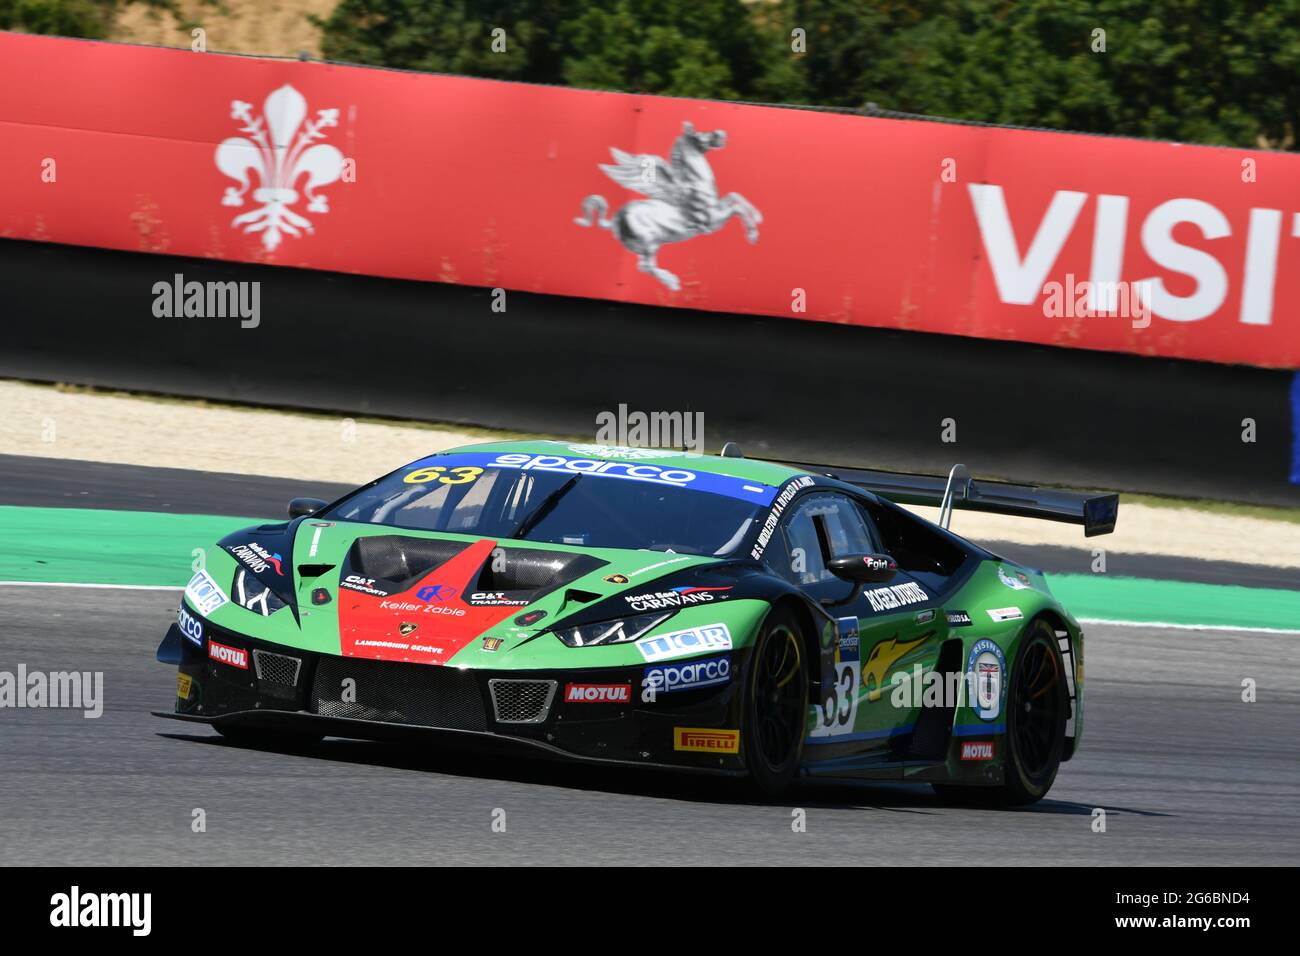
<box><xmin>934</xmin><ymin>619</ymin><xmax>1066</xmax><ymax>806</ymax></box>
<box><xmin>742</xmin><ymin>607</ymin><xmax>809</xmax><ymax>798</ymax></box>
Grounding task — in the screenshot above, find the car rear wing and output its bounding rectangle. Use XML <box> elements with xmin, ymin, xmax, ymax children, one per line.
<box><xmin>788</xmin><ymin>462</ymin><xmax>1119</xmax><ymax>537</ymax></box>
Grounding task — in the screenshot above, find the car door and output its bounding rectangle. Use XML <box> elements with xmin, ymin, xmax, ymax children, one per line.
<box><xmin>762</xmin><ymin>491</ymin><xmax>942</xmax><ymax>756</ymax></box>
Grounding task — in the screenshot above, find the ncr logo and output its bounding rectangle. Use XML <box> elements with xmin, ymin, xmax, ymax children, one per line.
<box><xmin>208</xmin><ymin>639</ymin><xmax>249</xmax><ymax>670</ymax></box>
<box><xmin>564</xmin><ymin>683</ymin><xmax>631</xmax><ymax>704</ymax></box>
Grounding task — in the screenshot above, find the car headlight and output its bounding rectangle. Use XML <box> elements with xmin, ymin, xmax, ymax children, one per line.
<box><xmin>554</xmin><ymin>611</ymin><xmax>673</xmax><ymax>648</ymax></box>
<box><xmin>230</xmin><ymin>567</ymin><xmax>288</xmax><ymax>616</ymax></box>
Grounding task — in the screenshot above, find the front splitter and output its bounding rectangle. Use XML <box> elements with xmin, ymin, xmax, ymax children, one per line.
<box><xmin>152</xmin><ymin>709</ymin><xmax>747</xmax><ymax>777</ymax></box>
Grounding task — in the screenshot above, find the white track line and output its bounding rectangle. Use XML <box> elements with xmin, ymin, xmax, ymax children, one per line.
<box><xmin>0</xmin><ymin>581</ymin><xmax>180</xmax><ymax>591</ymax></box>
<box><xmin>1078</xmin><ymin>617</ymin><xmax>1300</xmax><ymax>636</ymax></box>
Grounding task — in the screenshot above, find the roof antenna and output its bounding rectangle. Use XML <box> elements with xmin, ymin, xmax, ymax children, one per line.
<box><xmin>720</xmin><ymin>442</ymin><xmax>744</xmax><ymax>458</ymax></box>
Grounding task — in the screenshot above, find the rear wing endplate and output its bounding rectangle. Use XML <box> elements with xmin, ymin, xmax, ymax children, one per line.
<box><xmin>789</xmin><ymin>462</ymin><xmax>1119</xmax><ymax>537</ymax></box>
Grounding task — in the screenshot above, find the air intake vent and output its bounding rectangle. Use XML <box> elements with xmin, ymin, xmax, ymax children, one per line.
<box><xmin>312</xmin><ymin>656</ymin><xmax>487</xmax><ymax>730</ymax></box>
<box><xmin>252</xmin><ymin>649</ymin><xmax>302</xmax><ymax>688</ymax></box>
<box><xmin>474</xmin><ymin>550</ymin><xmax>605</xmax><ymax>592</ymax></box>
<box><xmin>349</xmin><ymin>536</ymin><xmax>470</xmax><ymax>587</ymax></box>
<box><xmin>488</xmin><ymin>679</ymin><xmax>557</xmax><ymax>724</ymax></box>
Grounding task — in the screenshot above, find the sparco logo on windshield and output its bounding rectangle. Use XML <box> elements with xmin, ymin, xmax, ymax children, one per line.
<box><xmin>491</xmin><ymin>453</ymin><xmax>698</xmax><ymax>486</ymax></box>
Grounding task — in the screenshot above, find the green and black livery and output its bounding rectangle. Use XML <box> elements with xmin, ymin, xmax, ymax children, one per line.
<box><xmin>156</xmin><ymin>440</ymin><xmax>1117</xmax><ymax>803</ymax></box>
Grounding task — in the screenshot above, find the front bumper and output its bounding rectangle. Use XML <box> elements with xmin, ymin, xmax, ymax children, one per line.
<box><xmin>158</xmin><ymin>620</ymin><xmax>747</xmax><ymax>774</ymax></box>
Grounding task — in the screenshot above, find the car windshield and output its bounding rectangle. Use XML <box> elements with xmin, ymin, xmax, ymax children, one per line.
<box><xmin>320</xmin><ymin>454</ymin><xmax>773</xmax><ymax>556</ymax></box>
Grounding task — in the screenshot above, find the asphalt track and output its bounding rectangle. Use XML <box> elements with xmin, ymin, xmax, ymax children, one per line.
<box><xmin>1</xmin><ymin>455</ymin><xmax>1297</xmax><ymax>865</ymax></box>
<box><xmin>1</xmin><ymin>584</ymin><xmax>1297</xmax><ymax>866</ymax></box>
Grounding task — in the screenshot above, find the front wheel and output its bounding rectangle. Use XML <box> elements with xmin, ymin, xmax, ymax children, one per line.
<box><xmin>934</xmin><ymin>619</ymin><xmax>1067</xmax><ymax>806</ymax></box>
<box><xmin>742</xmin><ymin>607</ymin><xmax>809</xmax><ymax>798</ymax></box>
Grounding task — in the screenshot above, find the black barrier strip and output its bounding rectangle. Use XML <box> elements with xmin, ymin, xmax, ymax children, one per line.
<box><xmin>1291</xmin><ymin>372</ymin><xmax>1300</xmax><ymax>485</ymax></box>
<box><xmin>2</xmin><ymin>238</ymin><xmax>1296</xmax><ymax>506</ymax></box>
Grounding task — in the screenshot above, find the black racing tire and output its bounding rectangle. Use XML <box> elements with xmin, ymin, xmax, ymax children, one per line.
<box><xmin>934</xmin><ymin>619</ymin><xmax>1067</xmax><ymax>807</ymax></box>
<box><xmin>214</xmin><ymin>724</ymin><xmax>324</xmax><ymax>748</ymax></box>
<box><xmin>742</xmin><ymin>606</ymin><xmax>810</xmax><ymax>798</ymax></box>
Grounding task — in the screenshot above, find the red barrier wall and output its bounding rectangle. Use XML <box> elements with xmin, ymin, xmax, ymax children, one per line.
<box><xmin>2</xmin><ymin>31</ymin><xmax>1298</xmax><ymax>368</ymax></box>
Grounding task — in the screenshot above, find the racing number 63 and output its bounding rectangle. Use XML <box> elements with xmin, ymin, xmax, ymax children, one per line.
<box><xmin>810</xmin><ymin>660</ymin><xmax>860</xmax><ymax>738</ymax></box>
<box><xmin>403</xmin><ymin>466</ymin><xmax>484</xmax><ymax>485</ymax></box>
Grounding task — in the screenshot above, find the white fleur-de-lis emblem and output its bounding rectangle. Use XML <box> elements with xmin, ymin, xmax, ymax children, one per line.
<box><xmin>215</xmin><ymin>85</ymin><xmax>344</xmax><ymax>251</ymax></box>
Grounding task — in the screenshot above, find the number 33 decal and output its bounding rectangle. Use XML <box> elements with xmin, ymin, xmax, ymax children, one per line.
<box><xmin>403</xmin><ymin>466</ymin><xmax>484</xmax><ymax>485</ymax></box>
<box><xmin>810</xmin><ymin>616</ymin><xmax>861</xmax><ymax>739</ymax></box>
<box><xmin>810</xmin><ymin>660</ymin><xmax>860</xmax><ymax>738</ymax></box>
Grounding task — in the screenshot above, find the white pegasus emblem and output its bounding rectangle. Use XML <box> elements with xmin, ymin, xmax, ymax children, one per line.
<box><xmin>575</xmin><ymin>121</ymin><xmax>762</xmax><ymax>291</ymax></box>
<box><xmin>215</xmin><ymin>85</ymin><xmax>345</xmax><ymax>251</ymax></box>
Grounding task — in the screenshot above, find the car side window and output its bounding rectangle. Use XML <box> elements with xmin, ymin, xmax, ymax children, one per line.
<box><xmin>764</xmin><ymin>493</ymin><xmax>876</xmax><ymax>596</ymax></box>
<box><xmin>860</xmin><ymin>496</ymin><xmax>966</xmax><ymax>589</ymax></box>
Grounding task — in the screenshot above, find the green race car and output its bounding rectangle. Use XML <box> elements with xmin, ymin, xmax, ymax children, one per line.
<box><xmin>156</xmin><ymin>440</ymin><xmax>1117</xmax><ymax>802</ymax></box>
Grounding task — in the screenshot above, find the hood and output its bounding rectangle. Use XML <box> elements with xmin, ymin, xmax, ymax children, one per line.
<box><xmin>209</xmin><ymin>520</ymin><xmax>735</xmax><ymax>667</ymax></box>
<box><xmin>334</xmin><ymin>533</ymin><xmax>606</xmax><ymax>665</ymax></box>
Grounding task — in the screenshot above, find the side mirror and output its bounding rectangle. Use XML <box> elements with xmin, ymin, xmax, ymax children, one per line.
<box><xmin>827</xmin><ymin>553</ymin><xmax>897</xmax><ymax>584</ymax></box>
<box><xmin>289</xmin><ymin>497</ymin><xmax>327</xmax><ymax>519</ymax></box>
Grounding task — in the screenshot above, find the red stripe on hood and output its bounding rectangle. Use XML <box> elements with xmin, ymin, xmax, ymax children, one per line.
<box><xmin>338</xmin><ymin>538</ymin><xmax>517</xmax><ymax>665</ymax></box>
